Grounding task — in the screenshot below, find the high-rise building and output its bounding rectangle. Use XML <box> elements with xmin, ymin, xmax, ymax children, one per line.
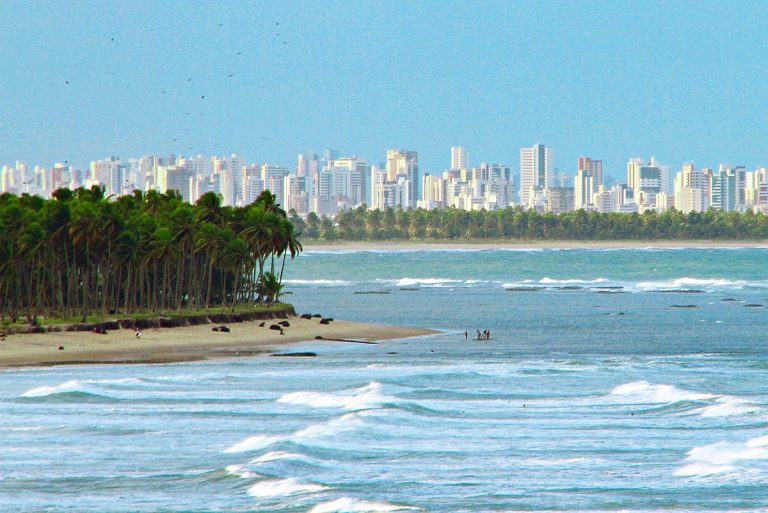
<box><xmin>577</xmin><ymin>156</ymin><xmax>603</xmax><ymax>188</ymax></box>
<box><xmin>385</xmin><ymin>149</ymin><xmax>419</xmax><ymax>207</ymax></box>
<box><xmin>574</xmin><ymin>169</ymin><xmax>595</xmax><ymax>210</ymax></box>
<box><xmin>451</xmin><ymin>146</ymin><xmax>468</xmax><ymax>170</ymax></box>
<box><xmin>673</xmin><ymin>163</ymin><xmax>711</xmax><ymax>213</ymax></box>
<box><xmin>520</xmin><ymin>144</ymin><xmax>550</xmax><ymax>207</ymax></box>
<box><xmin>627</xmin><ymin>157</ymin><xmax>663</xmax><ymax>208</ymax></box>
<box><xmin>166</xmin><ymin>165</ymin><xmax>194</xmax><ymax>201</ymax></box>
<box><xmin>546</xmin><ymin>187</ymin><xmax>575</xmax><ymax>214</ymax></box>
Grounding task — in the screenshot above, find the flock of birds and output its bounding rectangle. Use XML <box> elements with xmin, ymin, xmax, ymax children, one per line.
<box><xmin>61</xmin><ymin>21</ymin><xmax>286</xmax><ymax>155</ymax></box>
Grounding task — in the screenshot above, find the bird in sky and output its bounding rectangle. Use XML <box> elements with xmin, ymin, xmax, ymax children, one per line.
<box><xmin>228</xmin><ymin>73</ymin><xmax>234</xmax><ymax>77</ymax></box>
<box><xmin>65</xmin><ymin>80</ymin><xmax>70</xmax><ymax>85</ymax></box>
<box><xmin>201</xmin><ymin>95</ymin><xmax>205</xmax><ymax>99</ymax></box>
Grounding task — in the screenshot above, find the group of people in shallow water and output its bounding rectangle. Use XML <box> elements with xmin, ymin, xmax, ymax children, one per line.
<box><xmin>464</xmin><ymin>329</ymin><xmax>491</xmax><ymax>341</ymax></box>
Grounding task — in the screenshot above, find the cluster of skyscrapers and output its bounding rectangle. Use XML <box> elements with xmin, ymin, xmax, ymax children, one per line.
<box><xmin>2</xmin><ymin>144</ymin><xmax>767</xmax><ymax>215</ymax></box>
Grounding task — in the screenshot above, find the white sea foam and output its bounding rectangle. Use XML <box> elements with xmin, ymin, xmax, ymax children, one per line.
<box><xmin>699</xmin><ymin>396</ymin><xmax>760</xmax><ymax>417</ymax></box>
<box><xmin>538</xmin><ymin>277</ymin><xmax>609</xmax><ymax>285</ymax></box>
<box><xmin>224</xmin><ymin>464</ymin><xmax>257</xmax><ymax>479</ymax></box>
<box><xmin>224</xmin><ymin>412</ymin><xmax>372</xmax><ymax>453</ymax></box>
<box><xmin>634</xmin><ymin>277</ymin><xmax>750</xmax><ymax>292</ymax></box>
<box><xmin>392</xmin><ymin>277</ymin><xmax>462</xmax><ymax>287</ymax></box>
<box><xmin>21</xmin><ymin>380</ymin><xmax>93</xmax><ymax>397</ymax></box>
<box><xmin>20</xmin><ymin>377</ymin><xmax>145</xmax><ymax>398</ymax></box>
<box><xmin>609</xmin><ymin>381</ymin><xmax>759</xmax><ymax>417</ymax></box>
<box><xmin>251</xmin><ymin>450</ymin><xmax>305</xmax><ymax>463</ymax></box>
<box><xmin>277</xmin><ymin>382</ymin><xmax>396</xmax><ymax>411</ymax></box>
<box><xmin>224</xmin><ymin>435</ymin><xmax>282</xmax><ymax>453</ymax></box>
<box><xmin>609</xmin><ymin>381</ymin><xmax>715</xmax><ymax>403</ymax></box>
<box><xmin>308</xmin><ymin>497</ymin><xmax>418</xmax><ymax>513</ymax></box>
<box><xmin>674</xmin><ymin>434</ymin><xmax>768</xmax><ymax>478</ymax></box>
<box><xmin>283</xmin><ymin>279</ymin><xmax>352</xmax><ymax>286</ymax></box>
<box><xmin>247</xmin><ymin>477</ymin><xmax>328</xmax><ymax>498</ymax></box>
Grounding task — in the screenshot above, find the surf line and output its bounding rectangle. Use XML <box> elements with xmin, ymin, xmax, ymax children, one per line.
<box><xmin>314</xmin><ymin>336</ymin><xmax>378</xmax><ymax>345</ymax></box>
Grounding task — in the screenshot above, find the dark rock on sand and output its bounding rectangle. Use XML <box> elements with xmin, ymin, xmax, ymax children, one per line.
<box><xmin>278</xmin><ymin>320</ymin><xmax>290</xmax><ymax>327</ymax></box>
<box><xmin>300</xmin><ymin>314</ymin><xmax>312</xmax><ymax>319</ymax></box>
<box><xmin>271</xmin><ymin>352</ymin><xmax>317</xmax><ymax>357</ymax></box>
<box><xmin>269</xmin><ymin>324</ymin><xmax>282</xmax><ymax>330</ymax></box>
<box><xmin>319</xmin><ymin>319</ymin><xmax>330</xmax><ymax>325</ymax></box>
<box><xmin>670</xmin><ymin>304</ymin><xmax>699</xmax><ymax>309</ymax></box>
<box><xmin>745</xmin><ymin>304</ymin><xmax>764</xmax><ymax>308</ymax></box>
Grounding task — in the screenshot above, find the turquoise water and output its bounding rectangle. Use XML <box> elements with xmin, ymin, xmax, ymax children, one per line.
<box><xmin>2</xmin><ymin>248</ymin><xmax>768</xmax><ymax>512</ymax></box>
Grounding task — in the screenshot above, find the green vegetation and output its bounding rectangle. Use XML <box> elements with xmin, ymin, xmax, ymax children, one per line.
<box><xmin>0</xmin><ymin>303</ymin><xmax>293</xmax><ymax>330</ymax></box>
<box><xmin>0</xmin><ymin>187</ymin><xmax>301</xmax><ymax>324</ymax></box>
<box><xmin>291</xmin><ymin>205</ymin><xmax>768</xmax><ymax>241</ymax></box>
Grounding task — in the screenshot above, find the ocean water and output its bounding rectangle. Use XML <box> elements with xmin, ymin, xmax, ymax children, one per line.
<box><xmin>3</xmin><ymin>247</ymin><xmax>768</xmax><ymax>512</ymax></box>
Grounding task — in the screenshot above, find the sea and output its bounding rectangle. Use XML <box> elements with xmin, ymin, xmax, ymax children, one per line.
<box><xmin>2</xmin><ymin>247</ymin><xmax>768</xmax><ymax>512</ymax></box>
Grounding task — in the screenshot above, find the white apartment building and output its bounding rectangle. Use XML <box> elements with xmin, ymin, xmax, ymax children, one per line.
<box><xmin>520</xmin><ymin>144</ymin><xmax>551</xmax><ymax>207</ymax></box>
<box><xmin>673</xmin><ymin>163</ymin><xmax>711</xmax><ymax>213</ymax></box>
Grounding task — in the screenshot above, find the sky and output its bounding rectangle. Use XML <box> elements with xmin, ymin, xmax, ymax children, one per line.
<box><xmin>1</xmin><ymin>0</ymin><xmax>767</xmax><ymax>180</ymax></box>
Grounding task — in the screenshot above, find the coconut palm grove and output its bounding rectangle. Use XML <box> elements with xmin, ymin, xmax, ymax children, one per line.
<box><xmin>0</xmin><ymin>187</ymin><xmax>301</xmax><ymax>323</ymax></box>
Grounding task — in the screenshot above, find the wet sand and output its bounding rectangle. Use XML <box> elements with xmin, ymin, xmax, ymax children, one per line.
<box><xmin>0</xmin><ymin>317</ymin><xmax>436</xmax><ymax>368</ymax></box>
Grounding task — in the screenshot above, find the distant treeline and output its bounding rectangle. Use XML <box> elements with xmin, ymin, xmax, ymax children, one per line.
<box><xmin>0</xmin><ymin>187</ymin><xmax>300</xmax><ymax>323</ymax></box>
<box><xmin>292</xmin><ymin>206</ymin><xmax>768</xmax><ymax>241</ymax></box>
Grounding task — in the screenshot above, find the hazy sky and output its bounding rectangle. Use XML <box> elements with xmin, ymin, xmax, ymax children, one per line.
<box><xmin>1</xmin><ymin>1</ymin><xmax>766</xmax><ymax>178</ymax></box>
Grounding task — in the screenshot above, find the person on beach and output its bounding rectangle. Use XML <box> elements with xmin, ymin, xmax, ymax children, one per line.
<box><xmin>135</xmin><ymin>329</ymin><xmax>142</xmax><ymax>339</ymax></box>
<box><xmin>476</xmin><ymin>330</ymin><xmax>482</xmax><ymax>340</ymax></box>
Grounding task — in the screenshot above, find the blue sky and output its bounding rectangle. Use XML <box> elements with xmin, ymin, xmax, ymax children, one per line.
<box><xmin>1</xmin><ymin>1</ymin><xmax>766</xmax><ymax>179</ymax></box>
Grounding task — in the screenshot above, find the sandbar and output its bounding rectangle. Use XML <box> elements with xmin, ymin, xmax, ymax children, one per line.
<box><xmin>302</xmin><ymin>240</ymin><xmax>768</xmax><ymax>251</ymax></box>
<box><xmin>0</xmin><ymin>317</ymin><xmax>436</xmax><ymax>368</ymax></box>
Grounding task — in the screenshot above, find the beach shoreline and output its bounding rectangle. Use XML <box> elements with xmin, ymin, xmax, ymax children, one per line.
<box><xmin>0</xmin><ymin>317</ymin><xmax>436</xmax><ymax>368</ymax></box>
<box><xmin>302</xmin><ymin>240</ymin><xmax>768</xmax><ymax>251</ymax></box>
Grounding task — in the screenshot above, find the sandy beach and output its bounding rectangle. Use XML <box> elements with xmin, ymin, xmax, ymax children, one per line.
<box><xmin>0</xmin><ymin>317</ymin><xmax>436</xmax><ymax>368</ymax></box>
<box><xmin>302</xmin><ymin>240</ymin><xmax>768</xmax><ymax>251</ymax></box>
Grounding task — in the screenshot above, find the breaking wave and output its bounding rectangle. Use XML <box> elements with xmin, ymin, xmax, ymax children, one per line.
<box><xmin>608</xmin><ymin>381</ymin><xmax>759</xmax><ymax>418</ymax></box>
<box><xmin>675</xmin><ymin>434</ymin><xmax>768</xmax><ymax>478</ymax></box>
<box><xmin>247</xmin><ymin>477</ymin><xmax>328</xmax><ymax>497</ymax></box>
<box><xmin>309</xmin><ymin>497</ymin><xmax>419</xmax><ymax>513</ymax></box>
<box><xmin>224</xmin><ymin>411</ymin><xmax>374</xmax><ymax>453</ymax></box>
<box><xmin>277</xmin><ymin>382</ymin><xmax>398</xmax><ymax>411</ymax></box>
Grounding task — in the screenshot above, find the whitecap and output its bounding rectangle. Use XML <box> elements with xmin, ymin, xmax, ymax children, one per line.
<box><xmin>699</xmin><ymin>396</ymin><xmax>760</xmax><ymax>417</ymax></box>
<box><xmin>609</xmin><ymin>381</ymin><xmax>714</xmax><ymax>403</ymax></box>
<box><xmin>224</xmin><ymin>464</ymin><xmax>257</xmax><ymax>479</ymax></box>
<box><xmin>392</xmin><ymin>277</ymin><xmax>462</xmax><ymax>287</ymax></box>
<box><xmin>247</xmin><ymin>477</ymin><xmax>328</xmax><ymax>498</ymax></box>
<box><xmin>309</xmin><ymin>497</ymin><xmax>418</xmax><ymax>513</ymax></box>
<box><xmin>251</xmin><ymin>450</ymin><xmax>305</xmax><ymax>463</ymax></box>
<box><xmin>674</xmin><ymin>434</ymin><xmax>768</xmax><ymax>478</ymax></box>
<box><xmin>224</xmin><ymin>434</ymin><xmax>282</xmax><ymax>453</ymax></box>
<box><xmin>224</xmin><ymin>411</ymin><xmax>372</xmax><ymax>453</ymax></box>
<box><xmin>21</xmin><ymin>380</ymin><xmax>91</xmax><ymax>398</ymax></box>
<box><xmin>283</xmin><ymin>279</ymin><xmax>352</xmax><ymax>286</ymax></box>
<box><xmin>608</xmin><ymin>381</ymin><xmax>759</xmax><ymax>417</ymax></box>
<box><xmin>277</xmin><ymin>382</ymin><xmax>396</xmax><ymax>411</ymax></box>
<box><xmin>538</xmin><ymin>277</ymin><xmax>609</xmax><ymax>285</ymax></box>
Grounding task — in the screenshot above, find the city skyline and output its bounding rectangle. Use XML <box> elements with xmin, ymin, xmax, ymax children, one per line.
<box><xmin>3</xmin><ymin>143</ymin><xmax>767</xmax><ymax>217</ymax></box>
<box><xmin>2</xmin><ymin>2</ymin><xmax>767</xmax><ymax>177</ymax></box>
